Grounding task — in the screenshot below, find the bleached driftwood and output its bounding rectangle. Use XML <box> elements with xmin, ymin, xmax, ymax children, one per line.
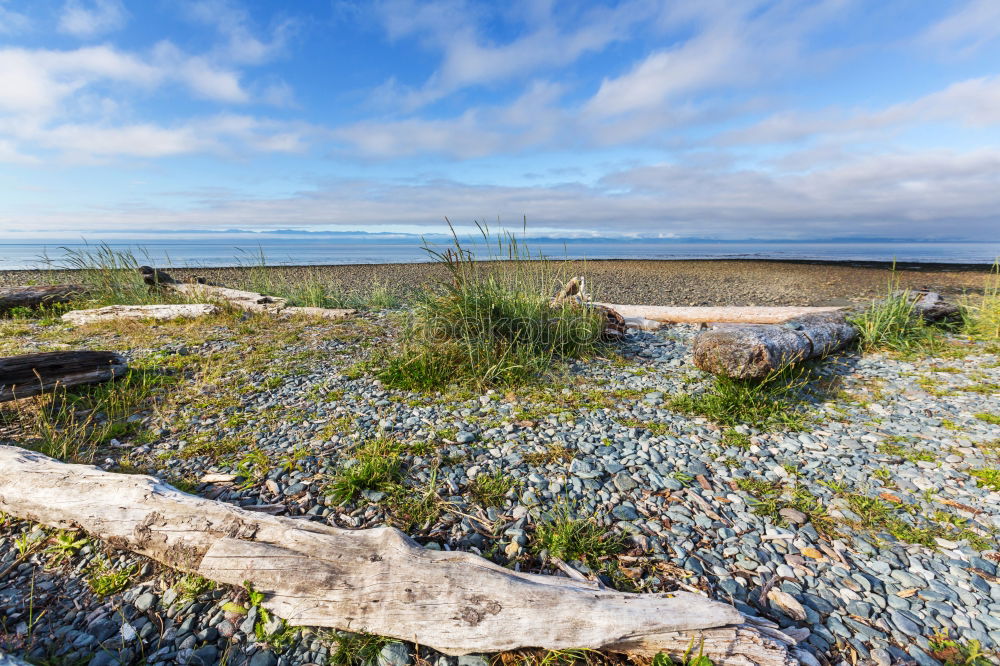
<box><xmin>592</xmin><ymin>304</ymin><xmax>843</xmax><ymax>325</ymax></box>
<box><xmin>169</xmin><ymin>283</ymin><xmax>287</xmax><ymax>313</ymax></box>
<box><xmin>552</xmin><ymin>278</ymin><xmax>627</xmax><ymax>338</ymax></box>
<box><xmin>0</xmin><ymin>351</ymin><xmax>126</xmax><ymax>402</ymax></box>
<box><xmin>61</xmin><ymin>303</ymin><xmax>220</xmax><ymax>326</ymax></box>
<box><xmin>0</xmin><ymin>284</ymin><xmax>88</xmax><ymax>313</ymax></box>
<box><xmin>280</xmin><ymin>306</ymin><xmax>357</xmax><ymax>320</ymax></box>
<box><xmin>692</xmin><ymin>312</ymin><xmax>856</xmax><ymax>379</ymax></box>
<box><xmin>0</xmin><ymin>446</ymin><xmax>796</xmax><ymax>665</ymax></box>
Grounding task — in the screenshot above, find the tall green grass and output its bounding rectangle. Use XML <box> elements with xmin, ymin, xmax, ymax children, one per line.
<box><xmin>7</xmin><ymin>365</ymin><xmax>176</xmax><ymax>462</ymax></box>
<box><xmin>848</xmin><ymin>272</ymin><xmax>940</xmax><ymax>354</ymax></box>
<box><xmin>377</xmin><ymin>223</ymin><xmax>606</xmax><ymax>391</ymax></box>
<box><xmin>234</xmin><ymin>246</ymin><xmax>401</xmax><ymax>310</ymax></box>
<box><xmin>42</xmin><ymin>242</ymin><xmax>184</xmax><ymax>306</ymax></box>
<box><xmin>961</xmin><ymin>260</ymin><xmax>1000</xmax><ymax>342</ymax></box>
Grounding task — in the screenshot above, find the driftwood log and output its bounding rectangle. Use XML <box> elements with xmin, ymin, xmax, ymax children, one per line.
<box><xmin>0</xmin><ymin>351</ymin><xmax>127</xmax><ymax>402</ymax></box>
<box><xmin>592</xmin><ymin>304</ymin><xmax>843</xmax><ymax>325</ymax></box>
<box><xmin>0</xmin><ymin>285</ymin><xmax>88</xmax><ymax>313</ymax></box>
<box><xmin>0</xmin><ymin>446</ymin><xmax>797</xmax><ymax>665</ymax></box>
<box><xmin>693</xmin><ymin>312</ymin><xmax>857</xmax><ymax>380</ymax></box>
<box><xmin>904</xmin><ymin>290</ymin><xmax>960</xmax><ymax>323</ymax></box>
<box><xmin>61</xmin><ymin>303</ymin><xmax>220</xmax><ymax>326</ymax></box>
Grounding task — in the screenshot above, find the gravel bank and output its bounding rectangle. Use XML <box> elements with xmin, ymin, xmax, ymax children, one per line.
<box><xmin>0</xmin><ymin>259</ymin><xmax>993</xmax><ymax>307</ymax></box>
<box><xmin>1</xmin><ymin>300</ymin><xmax>999</xmax><ymax>666</ymax></box>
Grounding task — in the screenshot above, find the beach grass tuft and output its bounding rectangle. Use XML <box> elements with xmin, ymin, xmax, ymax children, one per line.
<box><xmin>377</xmin><ymin>222</ymin><xmax>606</xmax><ymax>391</ymax></box>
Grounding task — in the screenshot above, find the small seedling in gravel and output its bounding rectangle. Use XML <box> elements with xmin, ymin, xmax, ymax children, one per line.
<box><xmin>44</xmin><ymin>530</ymin><xmax>87</xmax><ymax>566</ymax></box>
<box><xmin>929</xmin><ymin>632</ymin><xmax>992</xmax><ymax>666</ymax></box>
<box><xmin>877</xmin><ymin>441</ymin><xmax>936</xmax><ymax>463</ymax></box>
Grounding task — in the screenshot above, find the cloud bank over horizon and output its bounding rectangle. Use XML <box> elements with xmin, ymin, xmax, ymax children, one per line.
<box><xmin>1</xmin><ymin>0</ymin><xmax>999</xmax><ymax>240</ymax></box>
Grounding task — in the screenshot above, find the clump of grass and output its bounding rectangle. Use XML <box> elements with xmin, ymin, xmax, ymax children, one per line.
<box><xmin>378</xmin><ymin>223</ymin><xmax>606</xmax><ymax>391</ymax></box>
<box><xmin>720</xmin><ymin>429</ymin><xmax>752</xmax><ymax>450</ymax></box>
<box><xmin>970</xmin><ymin>469</ymin><xmax>1000</xmax><ymax>492</ymax></box>
<box><xmin>736</xmin><ymin>479</ymin><xmax>834</xmax><ymax>534</ymax></box>
<box><xmin>974</xmin><ymin>412</ymin><xmax>1000</xmax><ymax>425</ymax></box>
<box><xmin>174</xmin><ymin>573</ymin><xmax>216</xmax><ymax>601</ymax></box>
<box><xmin>43</xmin><ymin>242</ymin><xmax>185</xmax><ymax>306</ymax></box>
<box><xmin>328</xmin><ymin>631</ymin><xmax>398</xmax><ymax>666</ymax></box>
<box><xmin>615</xmin><ymin>418</ymin><xmax>672</xmax><ymax>436</ymax></box>
<box><xmin>877</xmin><ymin>440</ymin><xmax>936</xmax><ymax>464</ymax></box>
<box><xmin>961</xmin><ymin>260</ymin><xmax>1000</xmax><ymax>342</ymax></box>
<box><xmin>533</xmin><ymin>503</ymin><xmax>626</xmax><ymax>566</ymax></box>
<box><xmin>86</xmin><ymin>560</ymin><xmax>135</xmax><ymax>597</ymax></box>
<box><xmin>849</xmin><ymin>271</ymin><xmax>943</xmax><ymax>354</ymax></box>
<box><xmin>325</xmin><ymin>439</ymin><xmax>403</xmax><ymax>504</ymax></box>
<box><xmin>10</xmin><ymin>365</ymin><xmax>175</xmax><ymax>462</ymax></box>
<box><xmin>469</xmin><ymin>471</ymin><xmax>516</xmax><ymax>507</ymax></box>
<box><xmin>668</xmin><ymin>366</ymin><xmax>815</xmax><ymax>431</ymax></box>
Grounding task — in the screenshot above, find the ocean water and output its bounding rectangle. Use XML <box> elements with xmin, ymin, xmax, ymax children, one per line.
<box><xmin>0</xmin><ymin>237</ymin><xmax>998</xmax><ymax>270</ymax></box>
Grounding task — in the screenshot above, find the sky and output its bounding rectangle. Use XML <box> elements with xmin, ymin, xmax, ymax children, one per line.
<box><xmin>1</xmin><ymin>0</ymin><xmax>999</xmax><ymax>240</ymax></box>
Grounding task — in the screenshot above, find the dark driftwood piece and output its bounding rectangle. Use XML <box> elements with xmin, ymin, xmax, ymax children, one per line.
<box><xmin>0</xmin><ymin>285</ymin><xmax>88</xmax><ymax>313</ymax></box>
<box><xmin>0</xmin><ymin>351</ymin><xmax>127</xmax><ymax>402</ymax></box>
<box><xmin>0</xmin><ymin>446</ymin><xmax>798</xmax><ymax>665</ymax></box>
<box><xmin>693</xmin><ymin>312</ymin><xmax>857</xmax><ymax>380</ymax></box>
<box><xmin>907</xmin><ymin>290</ymin><xmax>960</xmax><ymax>323</ymax></box>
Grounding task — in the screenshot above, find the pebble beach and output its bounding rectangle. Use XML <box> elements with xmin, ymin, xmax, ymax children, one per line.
<box><xmin>1</xmin><ymin>260</ymin><xmax>998</xmax><ymax>666</ymax></box>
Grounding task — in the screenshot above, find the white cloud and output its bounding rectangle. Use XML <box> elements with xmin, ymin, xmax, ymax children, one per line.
<box><xmin>0</xmin><ymin>1</ymin><xmax>30</xmax><ymax>34</ymax></box>
<box><xmin>720</xmin><ymin>75</ymin><xmax>1000</xmax><ymax>145</ymax></box>
<box><xmin>922</xmin><ymin>0</ymin><xmax>1000</xmax><ymax>53</ymax></box>
<box><xmin>183</xmin><ymin>0</ymin><xmax>295</xmax><ymax>65</ymax></box>
<box><xmin>58</xmin><ymin>0</ymin><xmax>127</xmax><ymax>38</ymax></box>
<box><xmin>371</xmin><ymin>0</ymin><xmax>650</xmax><ymax>109</ymax></box>
<box><xmin>7</xmin><ymin>145</ymin><xmax>999</xmax><ymax>239</ymax></box>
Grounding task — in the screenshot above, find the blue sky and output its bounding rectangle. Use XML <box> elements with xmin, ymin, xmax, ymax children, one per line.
<box><xmin>1</xmin><ymin>0</ymin><xmax>999</xmax><ymax>240</ymax></box>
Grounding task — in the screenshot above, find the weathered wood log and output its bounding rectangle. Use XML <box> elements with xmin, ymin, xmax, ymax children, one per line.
<box><xmin>280</xmin><ymin>306</ymin><xmax>358</xmax><ymax>320</ymax></box>
<box><xmin>169</xmin><ymin>282</ymin><xmax>287</xmax><ymax>312</ymax></box>
<box><xmin>0</xmin><ymin>351</ymin><xmax>127</xmax><ymax>402</ymax></box>
<box><xmin>61</xmin><ymin>303</ymin><xmax>220</xmax><ymax>325</ymax></box>
<box><xmin>693</xmin><ymin>312</ymin><xmax>856</xmax><ymax>379</ymax></box>
<box><xmin>592</xmin><ymin>304</ymin><xmax>843</xmax><ymax>325</ymax></box>
<box><xmin>902</xmin><ymin>290</ymin><xmax>960</xmax><ymax>323</ymax></box>
<box><xmin>0</xmin><ymin>284</ymin><xmax>88</xmax><ymax>313</ymax></box>
<box><xmin>0</xmin><ymin>446</ymin><xmax>796</xmax><ymax>665</ymax></box>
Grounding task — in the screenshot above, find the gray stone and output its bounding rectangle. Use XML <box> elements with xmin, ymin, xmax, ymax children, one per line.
<box><xmin>134</xmin><ymin>593</ymin><xmax>158</xmax><ymax>612</ymax></box>
<box><xmin>248</xmin><ymin>651</ymin><xmax>277</xmax><ymax>666</ymax></box>
<box><xmin>377</xmin><ymin>642</ymin><xmax>412</xmax><ymax>666</ymax></box>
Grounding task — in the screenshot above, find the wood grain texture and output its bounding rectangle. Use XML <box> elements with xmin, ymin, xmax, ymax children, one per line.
<box><xmin>169</xmin><ymin>283</ymin><xmax>287</xmax><ymax>312</ymax></box>
<box><xmin>593</xmin><ymin>305</ymin><xmax>843</xmax><ymax>325</ymax></box>
<box><xmin>0</xmin><ymin>446</ymin><xmax>796</xmax><ymax>665</ymax></box>
<box><xmin>0</xmin><ymin>351</ymin><xmax>126</xmax><ymax>402</ymax></box>
<box><xmin>692</xmin><ymin>313</ymin><xmax>856</xmax><ymax>379</ymax></box>
<box><xmin>0</xmin><ymin>285</ymin><xmax>88</xmax><ymax>312</ymax></box>
<box><xmin>61</xmin><ymin>303</ymin><xmax>220</xmax><ymax>325</ymax></box>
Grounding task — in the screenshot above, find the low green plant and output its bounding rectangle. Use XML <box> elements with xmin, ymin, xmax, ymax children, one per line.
<box><xmin>175</xmin><ymin>573</ymin><xmax>216</xmax><ymax>601</ymax></box>
<box><xmin>326</xmin><ymin>438</ymin><xmax>403</xmax><ymax>504</ymax></box>
<box><xmin>720</xmin><ymin>429</ymin><xmax>752</xmax><ymax>450</ymax></box>
<box><xmin>44</xmin><ymin>530</ymin><xmax>87</xmax><ymax>566</ymax></box>
<box><xmin>877</xmin><ymin>440</ymin><xmax>936</xmax><ymax>463</ymax></box>
<box><xmin>328</xmin><ymin>631</ymin><xmax>399</xmax><ymax>666</ymax></box>
<box><xmin>974</xmin><ymin>412</ymin><xmax>1000</xmax><ymax>425</ymax></box>
<box><xmin>929</xmin><ymin>632</ymin><xmax>992</xmax><ymax>666</ymax></box>
<box><xmin>468</xmin><ymin>471</ymin><xmax>516</xmax><ymax>507</ymax></box>
<box><xmin>652</xmin><ymin>637</ymin><xmax>715</xmax><ymax>666</ymax></box>
<box><xmin>668</xmin><ymin>366</ymin><xmax>815</xmax><ymax>431</ymax></box>
<box><xmin>533</xmin><ymin>504</ymin><xmax>625</xmax><ymax>567</ymax></box>
<box><xmin>87</xmin><ymin>560</ymin><xmax>135</xmax><ymax>597</ymax></box>
<box><xmin>970</xmin><ymin>468</ymin><xmax>1000</xmax><ymax>492</ymax></box>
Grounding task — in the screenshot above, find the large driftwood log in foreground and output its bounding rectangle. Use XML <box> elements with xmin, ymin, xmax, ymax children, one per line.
<box><xmin>593</xmin><ymin>304</ymin><xmax>843</xmax><ymax>325</ymax></box>
<box><xmin>0</xmin><ymin>446</ymin><xmax>796</xmax><ymax>665</ymax></box>
<box><xmin>0</xmin><ymin>351</ymin><xmax>126</xmax><ymax>402</ymax></box>
<box><xmin>0</xmin><ymin>284</ymin><xmax>88</xmax><ymax>313</ymax></box>
<box><xmin>61</xmin><ymin>303</ymin><xmax>220</xmax><ymax>326</ymax></box>
<box><xmin>693</xmin><ymin>313</ymin><xmax>857</xmax><ymax>380</ymax></box>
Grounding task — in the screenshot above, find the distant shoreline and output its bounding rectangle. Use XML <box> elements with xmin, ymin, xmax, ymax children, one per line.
<box><xmin>2</xmin><ymin>258</ymin><xmax>992</xmax><ymax>307</ymax></box>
